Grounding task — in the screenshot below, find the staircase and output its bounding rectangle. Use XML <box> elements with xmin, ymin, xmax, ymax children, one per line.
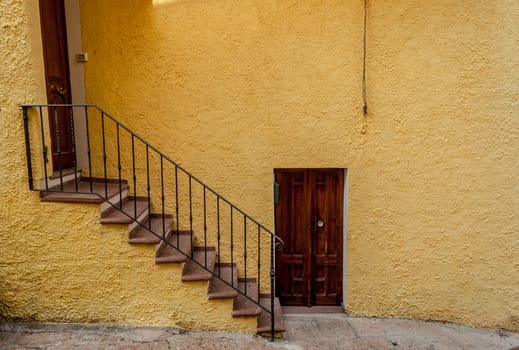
<box><xmin>22</xmin><ymin>104</ymin><xmax>285</xmax><ymax>338</ymax></box>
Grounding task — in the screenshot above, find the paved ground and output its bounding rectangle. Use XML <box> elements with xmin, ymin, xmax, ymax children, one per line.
<box><xmin>1</xmin><ymin>315</ymin><xmax>519</xmax><ymax>349</ymax></box>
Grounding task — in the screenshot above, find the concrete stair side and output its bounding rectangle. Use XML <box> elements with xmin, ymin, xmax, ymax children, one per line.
<box><xmin>37</xmin><ymin>171</ymin><xmax>286</xmax><ymax>336</ymax></box>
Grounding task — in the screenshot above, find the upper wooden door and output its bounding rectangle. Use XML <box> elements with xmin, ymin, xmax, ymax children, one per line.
<box><xmin>275</xmin><ymin>168</ymin><xmax>344</xmax><ymax>306</ymax></box>
<box><xmin>39</xmin><ymin>0</ymin><xmax>74</xmax><ymax>170</ymax></box>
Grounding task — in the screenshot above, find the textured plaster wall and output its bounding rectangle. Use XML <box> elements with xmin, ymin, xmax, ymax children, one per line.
<box><xmin>79</xmin><ymin>0</ymin><xmax>519</xmax><ymax>332</ymax></box>
<box><xmin>1</xmin><ymin>0</ymin><xmax>518</xmax><ymax>333</ymax></box>
<box><xmin>0</xmin><ymin>0</ymin><xmax>255</xmax><ymax>333</ymax></box>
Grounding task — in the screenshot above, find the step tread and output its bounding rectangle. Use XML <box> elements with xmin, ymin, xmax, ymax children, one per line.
<box><xmin>50</xmin><ymin>167</ymin><xmax>78</xmax><ymax>179</ymax></box>
<box><xmin>100</xmin><ymin>198</ymin><xmax>148</xmax><ymax>224</ymax></box>
<box><xmin>207</xmin><ymin>264</ymin><xmax>238</xmax><ymax>299</ymax></box>
<box><xmin>155</xmin><ymin>231</ymin><xmax>194</xmax><ymax>263</ymax></box>
<box><xmin>232</xmin><ymin>279</ymin><xmax>261</xmax><ymax>317</ymax></box>
<box><xmin>256</xmin><ymin>297</ymin><xmax>286</xmax><ymax>333</ymax></box>
<box><xmin>182</xmin><ymin>248</ymin><xmax>216</xmax><ymax>281</ymax></box>
<box><xmin>40</xmin><ymin>192</ymin><xmax>104</xmax><ymax>203</ymax></box>
<box><xmin>41</xmin><ymin>179</ymin><xmax>128</xmax><ymax>203</ymax></box>
<box><xmin>129</xmin><ymin>215</ymin><xmax>174</xmax><ymax>244</ymax></box>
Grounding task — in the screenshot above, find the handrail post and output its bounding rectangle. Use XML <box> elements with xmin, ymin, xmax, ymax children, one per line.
<box><xmin>270</xmin><ymin>234</ymin><xmax>275</xmax><ymax>341</ymax></box>
<box><xmin>22</xmin><ymin>106</ymin><xmax>34</xmax><ymax>190</ymax></box>
<box><xmin>84</xmin><ymin>106</ymin><xmax>93</xmax><ymax>193</ymax></box>
<box><xmin>101</xmin><ymin>112</ymin><xmax>108</xmax><ymax>198</ymax></box>
<box><xmin>69</xmin><ymin>106</ymin><xmax>79</xmax><ymax>191</ymax></box>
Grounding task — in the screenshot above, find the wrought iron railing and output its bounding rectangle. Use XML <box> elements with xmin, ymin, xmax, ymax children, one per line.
<box><xmin>21</xmin><ymin>104</ymin><xmax>283</xmax><ymax>339</ymax></box>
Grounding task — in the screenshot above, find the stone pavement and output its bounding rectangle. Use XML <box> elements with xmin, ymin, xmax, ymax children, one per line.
<box><xmin>1</xmin><ymin>314</ymin><xmax>519</xmax><ymax>350</ymax></box>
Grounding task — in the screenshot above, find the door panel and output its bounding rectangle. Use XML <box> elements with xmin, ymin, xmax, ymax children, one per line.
<box><xmin>39</xmin><ymin>0</ymin><xmax>74</xmax><ymax>170</ymax></box>
<box><xmin>275</xmin><ymin>170</ymin><xmax>310</xmax><ymax>306</ymax></box>
<box><xmin>311</xmin><ymin>169</ymin><xmax>343</xmax><ymax>305</ymax></box>
<box><xmin>275</xmin><ymin>169</ymin><xmax>344</xmax><ymax>306</ymax></box>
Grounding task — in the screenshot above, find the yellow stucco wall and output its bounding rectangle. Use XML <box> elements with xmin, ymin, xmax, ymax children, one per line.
<box><xmin>78</xmin><ymin>0</ymin><xmax>519</xmax><ymax>332</ymax></box>
<box><xmin>1</xmin><ymin>0</ymin><xmax>518</xmax><ymax>334</ymax></box>
<box><xmin>0</xmin><ymin>0</ymin><xmax>255</xmax><ymax>333</ymax></box>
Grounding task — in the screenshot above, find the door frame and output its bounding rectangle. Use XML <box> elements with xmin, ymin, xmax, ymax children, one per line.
<box><xmin>341</xmin><ymin>168</ymin><xmax>349</xmax><ymax>310</ymax></box>
<box><xmin>38</xmin><ymin>0</ymin><xmax>88</xmax><ymax>170</ymax></box>
<box><xmin>62</xmin><ymin>0</ymin><xmax>88</xmax><ymax>168</ymax></box>
<box><xmin>273</xmin><ymin>168</ymin><xmax>348</xmax><ymax>309</ymax></box>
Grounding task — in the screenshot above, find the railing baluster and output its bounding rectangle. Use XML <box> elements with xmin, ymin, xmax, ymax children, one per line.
<box><xmin>22</xmin><ymin>106</ymin><xmax>34</xmax><ymax>191</ymax></box>
<box><xmin>116</xmin><ymin>124</ymin><xmax>122</xmax><ymax>209</ymax></box>
<box><xmin>146</xmin><ymin>144</ymin><xmax>150</xmax><ymax>228</ymax></box>
<box><xmin>217</xmin><ymin>197</ymin><xmax>221</xmax><ymax>278</ymax></box>
<box><xmin>270</xmin><ymin>235</ymin><xmax>275</xmax><ymax>341</ymax></box>
<box><xmin>84</xmin><ymin>106</ymin><xmax>93</xmax><ymax>193</ymax></box>
<box><xmin>69</xmin><ymin>107</ymin><xmax>78</xmax><ymax>192</ymax></box>
<box><xmin>175</xmin><ymin>165</ymin><xmax>179</xmax><ymax>248</ymax></box>
<box><xmin>230</xmin><ymin>206</ymin><xmax>234</xmax><ymax>287</ymax></box>
<box><xmin>189</xmin><ymin>176</ymin><xmax>193</xmax><ymax>257</ymax></box>
<box><xmin>131</xmin><ymin>134</ymin><xmax>137</xmax><ymax>219</ymax></box>
<box><xmin>38</xmin><ymin>106</ymin><xmax>48</xmax><ymax>190</ymax></box>
<box><xmin>257</xmin><ymin>224</ymin><xmax>261</xmax><ymax>303</ymax></box>
<box><xmin>244</xmin><ymin>215</ymin><xmax>247</xmax><ymax>295</ymax></box>
<box><xmin>101</xmin><ymin>111</ymin><xmax>107</xmax><ymax>199</ymax></box>
<box><xmin>53</xmin><ymin>108</ymin><xmax>63</xmax><ymax>190</ymax></box>
<box><xmin>203</xmin><ymin>186</ymin><xmax>207</xmax><ymax>267</ymax></box>
<box><xmin>161</xmin><ymin>155</ymin><xmax>165</xmax><ymax>240</ymax></box>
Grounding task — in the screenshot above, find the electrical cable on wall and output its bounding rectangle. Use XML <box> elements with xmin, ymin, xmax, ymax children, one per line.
<box><xmin>361</xmin><ymin>0</ymin><xmax>368</xmax><ymax>133</ymax></box>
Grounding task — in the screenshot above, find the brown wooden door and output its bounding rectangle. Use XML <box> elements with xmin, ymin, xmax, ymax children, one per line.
<box><xmin>39</xmin><ymin>0</ymin><xmax>74</xmax><ymax>170</ymax></box>
<box><xmin>275</xmin><ymin>169</ymin><xmax>344</xmax><ymax>306</ymax></box>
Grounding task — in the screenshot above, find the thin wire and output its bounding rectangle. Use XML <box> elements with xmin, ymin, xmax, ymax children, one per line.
<box><xmin>361</xmin><ymin>0</ymin><xmax>368</xmax><ymax>133</ymax></box>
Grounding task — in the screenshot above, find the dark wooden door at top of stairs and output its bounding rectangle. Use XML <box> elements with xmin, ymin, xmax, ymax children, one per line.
<box><xmin>275</xmin><ymin>169</ymin><xmax>344</xmax><ymax>307</ymax></box>
<box><xmin>39</xmin><ymin>0</ymin><xmax>74</xmax><ymax>170</ymax></box>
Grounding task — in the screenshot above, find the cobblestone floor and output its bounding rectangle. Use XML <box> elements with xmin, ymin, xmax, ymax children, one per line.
<box><xmin>1</xmin><ymin>315</ymin><xmax>519</xmax><ymax>349</ymax></box>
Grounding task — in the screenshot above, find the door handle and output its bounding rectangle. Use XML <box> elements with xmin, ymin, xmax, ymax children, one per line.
<box><xmin>313</xmin><ymin>218</ymin><xmax>324</xmax><ymax>233</ymax></box>
<box><xmin>51</xmin><ymin>84</ymin><xmax>67</xmax><ymax>99</ymax></box>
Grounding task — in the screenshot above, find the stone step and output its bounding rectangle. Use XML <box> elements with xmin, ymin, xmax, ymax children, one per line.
<box><xmin>232</xmin><ymin>279</ymin><xmax>261</xmax><ymax>317</ymax></box>
<box><xmin>129</xmin><ymin>214</ymin><xmax>174</xmax><ymax>244</ymax></box>
<box><xmin>182</xmin><ymin>247</ymin><xmax>216</xmax><ymax>281</ymax></box>
<box><xmin>207</xmin><ymin>263</ymin><xmax>238</xmax><ymax>299</ymax></box>
<box><xmin>40</xmin><ymin>168</ymin><xmax>81</xmax><ymax>190</ymax></box>
<box><xmin>100</xmin><ymin>197</ymin><xmax>148</xmax><ymax>224</ymax></box>
<box><xmin>257</xmin><ymin>296</ymin><xmax>286</xmax><ymax>334</ymax></box>
<box><xmin>155</xmin><ymin>231</ymin><xmax>194</xmax><ymax>263</ymax></box>
<box><xmin>41</xmin><ymin>179</ymin><xmax>128</xmax><ymax>204</ymax></box>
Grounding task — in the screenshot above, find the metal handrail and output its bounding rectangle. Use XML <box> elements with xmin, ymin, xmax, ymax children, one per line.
<box><xmin>22</xmin><ymin>104</ymin><xmax>283</xmax><ymax>243</ymax></box>
<box><xmin>21</xmin><ymin>103</ymin><xmax>284</xmax><ymax>340</ymax></box>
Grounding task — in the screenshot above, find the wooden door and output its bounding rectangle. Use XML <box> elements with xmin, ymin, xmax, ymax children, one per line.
<box><xmin>275</xmin><ymin>169</ymin><xmax>344</xmax><ymax>306</ymax></box>
<box><xmin>39</xmin><ymin>0</ymin><xmax>74</xmax><ymax>170</ymax></box>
